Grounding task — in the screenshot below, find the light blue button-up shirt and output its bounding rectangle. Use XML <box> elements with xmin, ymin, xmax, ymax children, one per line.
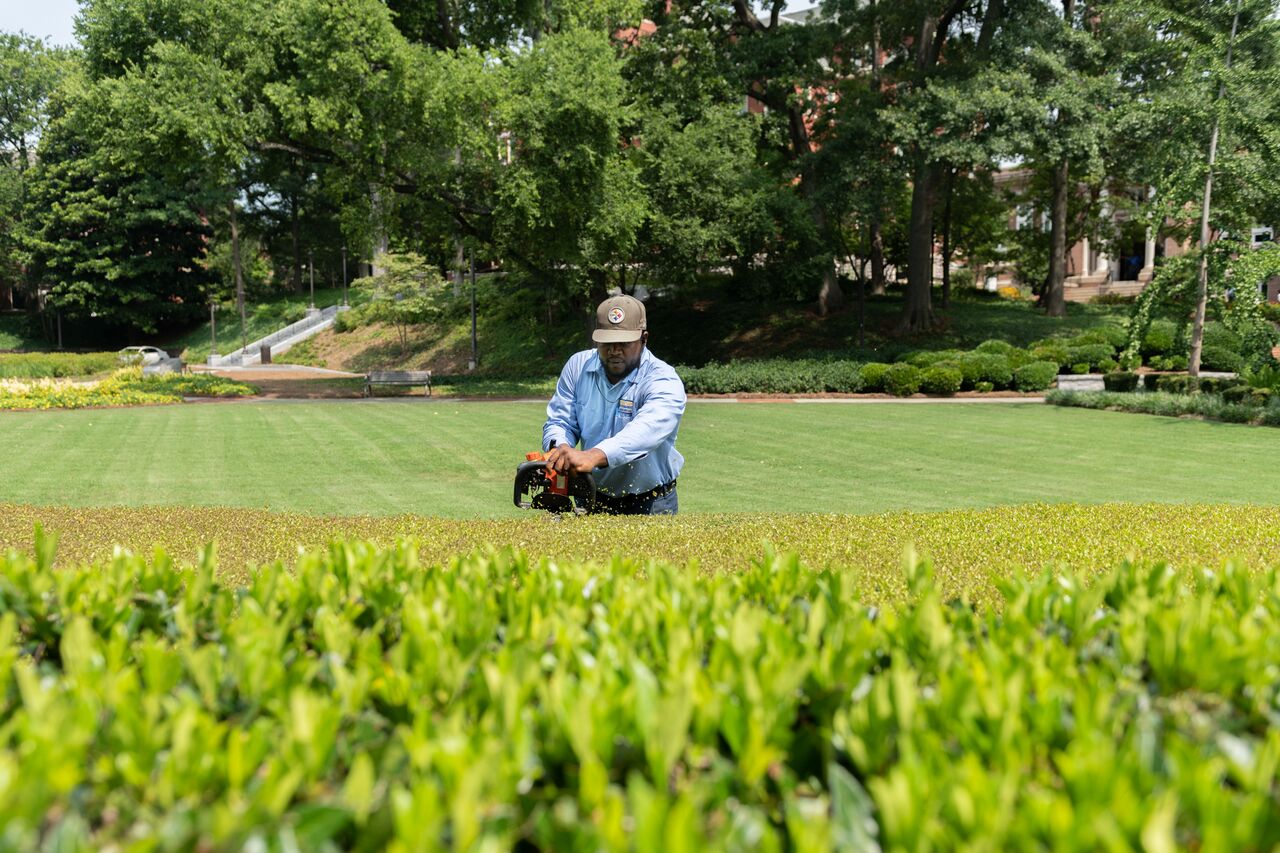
<box><xmin>543</xmin><ymin>348</ymin><xmax>686</xmax><ymax>496</ymax></box>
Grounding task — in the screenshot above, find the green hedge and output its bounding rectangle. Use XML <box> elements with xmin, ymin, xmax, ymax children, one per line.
<box><xmin>3</xmin><ymin>537</ymin><xmax>1279</xmax><ymax>849</ymax></box>
<box><xmin>1047</xmin><ymin>389</ymin><xmax>1280</xmax><ymax>426</ymax></box>
<box><xmin>920</xmin><ymin>365</ymin><xmax>963</xmax><ymax>396</ymax></box>
<box><xmin>0</xmin><ymin>352</ymin><xmax>122</xmax><ymax>379</ymax></box>
<box><xmin>884</xmin><ymin>362</ymin><xmax>922</xmax><ymax>397</ymax></box>
<box><xmin>677</xmin><ymin>359</ymin><xmax>865</xmax><ymax>394</ymax></box>
<box><xmin>1012</xmin><ymin>361</ymin><xmax>1059</xmax><ymax>392</ymax></box>
<box><xmin>0</xmin><ymin>369</ymin><xmax>257</xmax><ymax>410</ymax></box>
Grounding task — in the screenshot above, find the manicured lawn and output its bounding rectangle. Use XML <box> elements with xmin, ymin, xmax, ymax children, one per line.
<box><xmin>0</xmin><ymin>400</ymin><xmax>1276</xmax><ymax>516</ymax></box>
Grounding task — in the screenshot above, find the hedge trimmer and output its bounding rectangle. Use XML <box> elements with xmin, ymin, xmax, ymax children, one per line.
<box><xmin>513</xmin><ymin>451</ymin><xmax>596</xmax><ymax>515</ymax></box>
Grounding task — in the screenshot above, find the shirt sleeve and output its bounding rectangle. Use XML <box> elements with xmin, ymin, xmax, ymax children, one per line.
<box><xmin>543</xmin><ymin>355</ymin><xmax>582</xmax><ymax>451</ymax></box>
<box><xmin>593</xmin><ymin>370</ymin><xmax>686</xmax><ymax>467</ymax></box>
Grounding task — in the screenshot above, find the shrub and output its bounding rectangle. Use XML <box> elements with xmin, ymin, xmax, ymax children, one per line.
<box><xmin>1141</xmin><ymin>319</ymin><xmax>1180</xmax><ymax>360</ymax></box>
<box><xmin>903</xmin><ymin>349</ymin><xmax>963</xmax><ymax>368</ymax></box>
<box><xmin>975</xmin><ymin>339</ymin><xmax>1017</xmax><ymax>356</ymax></box>
<box><xmin>1065</xmin><ymin>344</ymin><xmax>1115</xmax><ymax>370</ymax></box>
<box><xmin>1097</xmin><ymin>358</ymin><xmax>1119</xmax><ymax>373</ymax></box>
<box><xmin>1013</xmin><ymin>361</ymin><xmax>1059</xmax><ymax>392</ymax></box>
<box><xmin>920</xmin><ymin>365</ymin><xmax>963</xmax><ymax>396</ymax></box>
<box><xmin>1202</xmin><ymin>322</ymin><xmax>1244</xmax><ymax>355</ymax></box>
<box><xmin>1199</xmin><ymin>345</ymin><xmax>1243</xmax><ymax>373</ymax></box>
<box><xmin>1030</xmin><ymin>343</ymin><xmax>1070</xmax><ymax>368</ymax></box>
<box><xmin>974</xmin><ymin>380</ymin><xmax>995</xmax><ymax>393</ymax></box>
<box><xmin>0</xmin><ymin>352</ymin><xmax>122</xmax><ymax>379</ymax></box>
<box><xmin>958</xmin><ymin>353</ymin><xmax>1014</xmax><ymax>389</ymax></box>
<box><xmin>883</xmin><ymin>362</ymin><xmax>922</xmax><ymax>397</ymax></box>
<box><xmin>1102</xmin><ymin>371</ymin><xmax>1140</xmax><ymax>392</ymax></box>
<box><xmin>1149</xmin><ymin>355</ymin><xmax>1188</xmax><ymax>371</ymax></box>
<box><xmin>677</xmin><ymin>359</ymin><xmax>866</xmax><ymax>394</ymax></box>
<box><xmin>1070</xmin><ymin>362</ymin><xmax>1091</xmax><ymax>375</ymax></box>
<box><xmin>1222</xmin><ymin>385</ymin><xmax>1273</xmax><ymax>406</ymax></box>
<box><xmin>859</xmin><ymin>362</ymin><xmax>891</xmax><ymax>392</ymax></box>
<box><xmin>1154</xmin><ymin>375</ymin><xmax>1196</xmax><ymax>395</ymax></box>
<box><xmin>996</xmin><ymin>284</ymin><xmax>1022</xmax><ymax>299</ymax></box>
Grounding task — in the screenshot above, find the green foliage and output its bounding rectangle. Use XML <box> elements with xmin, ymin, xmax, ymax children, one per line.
<box><xmin>974</xmin><ymin>339</ymin><xmax>1017</xmax><ymax>356</ymax></box>
<box><xmin>957</xmin><ymin>353</ymin><xmax>1014</xmax><ymax>389</ymax></box>
<box><xmin>353</xmin><ymin>253</ymin><xmax>450</xmax><ymax>353</ymax></box>
<box><xmin>920</xmin><ymin>365</ymin><xmax>963</xmax><ymax>396</ymax></box>
<box><xmin>1140</xmin><ymin>319</ymin><xmax>1180</xmax><ymax>359</ymax></box>
<box><xmin>1102</xmin><ymin>371</ymin><xmax>1140</xmax><ymax>392</ymax></box>
<box><xmin>1065</xmin><ymin>343</ymin><xmax>1116</xmax><ymax>369</ymax></box>
<box><xmin>858</xmin><ymin>362</ymin><xmax>891</xmax><ymax>393</ymax></box>
<box><xmin>2</xmin><ymin>536</ymin><xmax>1280</xmax><ymax>848</ymax></box>
<box><xmin>0</xmin><ymin>352</ymin><xmax>121</xmax><ymax>379</ymax></box>
<box><xmin>883</xmin><ymin>362</ymin><xmax>922</xmax><ymax>396</ymax></box>
<box><xmin>1029</xmin><ymin>342</ymin><xmax>1070</xmax><ymax>368</ymax></box>
<box><xmin>676</xmin><ymin>359</ymin><xmax>864</xmax><ymax>395</ymax></box>
<box><xmin>1048</xmin><ymin>388</ymin><xmax>1273</xmax><ymax>426</ymax></box>
<box><xmin>1199</xmin><ymin>345</ymin><xmax>1244</xmax><ymax>373</ymax></box>
<box><xmin>1013</xmin><ymin>360</ymin><xmax>1060</xmax><ymax>392</ymax></box>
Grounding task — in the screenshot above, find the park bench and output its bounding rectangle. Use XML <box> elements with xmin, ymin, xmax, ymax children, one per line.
<box><xmin>364</xmin><ymin>369</ymin><xmax>432</xmax><ymax>397</ymax></box>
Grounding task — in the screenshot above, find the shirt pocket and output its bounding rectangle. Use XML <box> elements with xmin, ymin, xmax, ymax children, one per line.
<box><xmin>617</xmin><ymin>398</ymin><xmax>637</xmax><ymax>421</ymax></box>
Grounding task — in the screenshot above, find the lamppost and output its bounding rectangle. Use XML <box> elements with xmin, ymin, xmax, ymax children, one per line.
<box><xmin>469</xmin><ymin>250</ymin><xmax>478</xmax><ymax>371</ymax></box>
<box><xmin>308</xmin><ymin>248</ymin><xmax>315</xmax><ymax>310</ymax></box>
<box><xmin>341</xmin><ymin>245</ymin><xmax>348</xmax><ymax>307</ymax></box>
<box><xmin>209</xmin><ymin>301</ymin><xmax>218</xmax><ymax>360</ymax></box>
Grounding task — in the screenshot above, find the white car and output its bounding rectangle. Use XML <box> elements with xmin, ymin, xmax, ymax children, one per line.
<box><xmin>119</xmin><ymin>346</ymin><xmax>170</xmax><ymax>366</ymax></box>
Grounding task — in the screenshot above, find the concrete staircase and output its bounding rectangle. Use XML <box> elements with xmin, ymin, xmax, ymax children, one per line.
<box><xmin>208</xmin><ymin>305</ymin><xmax>347</xmax><ymax>367</ymax></box>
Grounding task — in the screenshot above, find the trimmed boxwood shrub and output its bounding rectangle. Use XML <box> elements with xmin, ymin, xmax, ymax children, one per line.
<box><xmin>884</xmin><ymin>363</ymin><xmax>922</xmax><ymax>397</ymax></box>
<box><xmin>1149</xmin><ymin>355</ymin><xmax>1188</xmax><ymax>371</ymax></box>
<box><xmin>903</xmin><ymin>349</ymin><xmax>964</xmax><ymax>368</ymax></box>
<box><xmin>1030</xmin><ymin>343</ymin><xmax>1070</xmax><ymax>368</ymax></box>
<box><xmin>1200</xmin><ymin>345</ymin><xmax>1243</xmax><ymax>373</ymax></box>
<box><xmin>975</xmin><ymin>380</ymin><xmax>995</xmax><ymax>392</ymax></box>
<box><xmin>1012</xmin><ymin>361</ymin><xmax>1059</xmax><ymax>392</ymax></box>
<box><xmin>1070</xmin><ymin>363</ymin><xmax>1091</xmax><ymax>375</ymax></box>
<box><xmin>958</xmin><ymin>353</ymin><xmax>1014</xmax><ymax>389</ymax></box>
<box><xmin>1202</xmin><ymin>323</ymin><xmax>1243</xmax><ymax>355</ymax></box>
<box><xmin>1065</xmin><ymin>344</ymin><xmax>1115</xmax><ymax>369</ymax></box>
<box><xmin>920</xmin><ymin>365</ymin><xmax>963</xmax><ymax>396</ymax></box>
<box><xmin>859</xmin><ymin>362</ymin><xmax>891</xmax><ymax>392</ymax></box>
<box><xmin>676</xmin><ymin>359</ymin><xmax>867</xmax><ymax>394</ymax></box>
<box><xmin>1222</xmin><ymin>385</ymin><xmax>1273</xmax><ymax>406</ymax></box>
<box><xmin>1102</xmin><ymin>371</ymin><xmax>1140</xmax><ymax>392</ymax></box>
<box><xmin>975</xmin><ymin>339</ymin><xmax>1017</xmax><ymax>356</ymax></box>
<box><xmin>1141</xmin><ymin>319</ymin><xmax>1179</xmax><ymax>359</ymax></box>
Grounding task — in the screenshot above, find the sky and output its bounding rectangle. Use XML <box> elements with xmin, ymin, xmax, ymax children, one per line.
<box><xmin>1</xmin><ymin>0</ymin><xmax>80</xmax><ymax>45</ymax></box>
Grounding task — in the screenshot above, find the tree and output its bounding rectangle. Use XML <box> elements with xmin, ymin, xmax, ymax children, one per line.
<box><xmin>23</xmin><ymin>74</ymin><xmax>215</xmax><ymax>333</ymax></box>
<box><xmin>0</xmin><ymin>34</ymin><xmax>70</xmax><ymax>311</ymax></box>
<box><xmin>1108</xmin><ymin>0</ymin><xmax>1280</xmax><ymax>375</ymax></box>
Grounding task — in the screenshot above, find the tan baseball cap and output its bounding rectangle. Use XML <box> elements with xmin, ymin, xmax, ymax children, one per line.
<box><xmin>592</xmin><ymin>295</ymin><xmax>647</xmax><ymax>343</ymax></box>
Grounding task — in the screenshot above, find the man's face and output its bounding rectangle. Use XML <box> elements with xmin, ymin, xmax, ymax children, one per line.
<box><xmin>598</xmin><ymin>333</ymin><xmax>647</xmax><ymax>382</ymax></box>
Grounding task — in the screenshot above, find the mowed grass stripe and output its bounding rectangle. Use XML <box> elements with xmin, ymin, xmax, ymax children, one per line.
<box><xmin>0</xmin><ymin>401</ymin><xmax>1275</xmax><ymax>516</ymax></box>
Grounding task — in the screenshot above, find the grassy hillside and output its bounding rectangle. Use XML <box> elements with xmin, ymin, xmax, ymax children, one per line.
<box><xmin>284</xmin><ymin>277</ymin><xmax>1135</xmax><ymax>376</ymax></box>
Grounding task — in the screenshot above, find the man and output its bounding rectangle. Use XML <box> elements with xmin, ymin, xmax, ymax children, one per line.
<box><xmin>543</xmin><ymin>294</ymin><xmax>686</xmax><ymax>515</ymax></box>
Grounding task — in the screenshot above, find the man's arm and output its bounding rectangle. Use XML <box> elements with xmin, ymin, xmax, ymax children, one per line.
<box><xmin>593</xmin><ymin>372</ymin><xmax>685</xmax><ymax>467</ymax></box>
<box><xmin>543</xmin><ymin>355</ymin><xmax>582</xmax><ymax>452</ymax></box>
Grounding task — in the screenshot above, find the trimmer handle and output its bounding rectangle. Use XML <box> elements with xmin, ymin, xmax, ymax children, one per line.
<box><xmin>513</xmin><ymin>460</ymin><xmax>597</xmax><ymax>514</ymax></box>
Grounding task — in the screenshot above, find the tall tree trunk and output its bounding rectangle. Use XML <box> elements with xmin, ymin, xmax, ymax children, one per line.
<box><xmin>1045</xmin><ymin>154</ymin><xmax>1070</xmax><ymax>317</ymax></box>
<box><xmin>868</xmin><ymin>0</ymin><xmax>887</xmax><ymax>296</ymax></box>
<box><xmin>229</xmin><ymin>200</ymin><xmax>248</xmax><ymax>353</ymax></box>
<box><xmin>941</xmin><ymin>168</ymin><xmax>954</xmax><ymax>309</ymax></box>
<box><xmin>899</xmin><ymin>155</ymin><xmax>940</xmax><ymax>332</ymax></box>
<box><xmin>1190</xmin><ymin>0</ymin><xmax>1240</xmax><ymax>377</ymax></box>
<box><xmin>289</xmin><ymin>189</ymin><xmax>301</xmax><ymax>292</ymax></box>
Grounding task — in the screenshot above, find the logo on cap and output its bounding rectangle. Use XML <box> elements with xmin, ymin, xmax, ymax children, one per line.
<box><xmin>608</xmin><ymin>307</ymin><xmax>625</xmax><ymax>324</ymax></box>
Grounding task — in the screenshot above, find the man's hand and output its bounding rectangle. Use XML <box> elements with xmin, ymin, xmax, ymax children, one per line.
<box><xmin>545</xmin><ymin>444</ymin><xmax>608</xmax><ymax>474</ymax></box>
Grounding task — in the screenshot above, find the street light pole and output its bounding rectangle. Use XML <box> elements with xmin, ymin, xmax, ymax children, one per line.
<box><xmin>341</xmin><ymin>245</ymin><xmax>348</xmax><ymax>307</ymax></box>
<box><xmin>469</xmin><ymin>251</ymin><xmax>478</xmax><ymax>371</ymax></box>
<box><xmin>210</xmin><ymin>301</ymin><xmax>217</xmax><ymax>357</ymax></box>
<box><xmin>308</xmin><ymin>248</ymin><xmax>315</xmax><ymax>309</ymax></box>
